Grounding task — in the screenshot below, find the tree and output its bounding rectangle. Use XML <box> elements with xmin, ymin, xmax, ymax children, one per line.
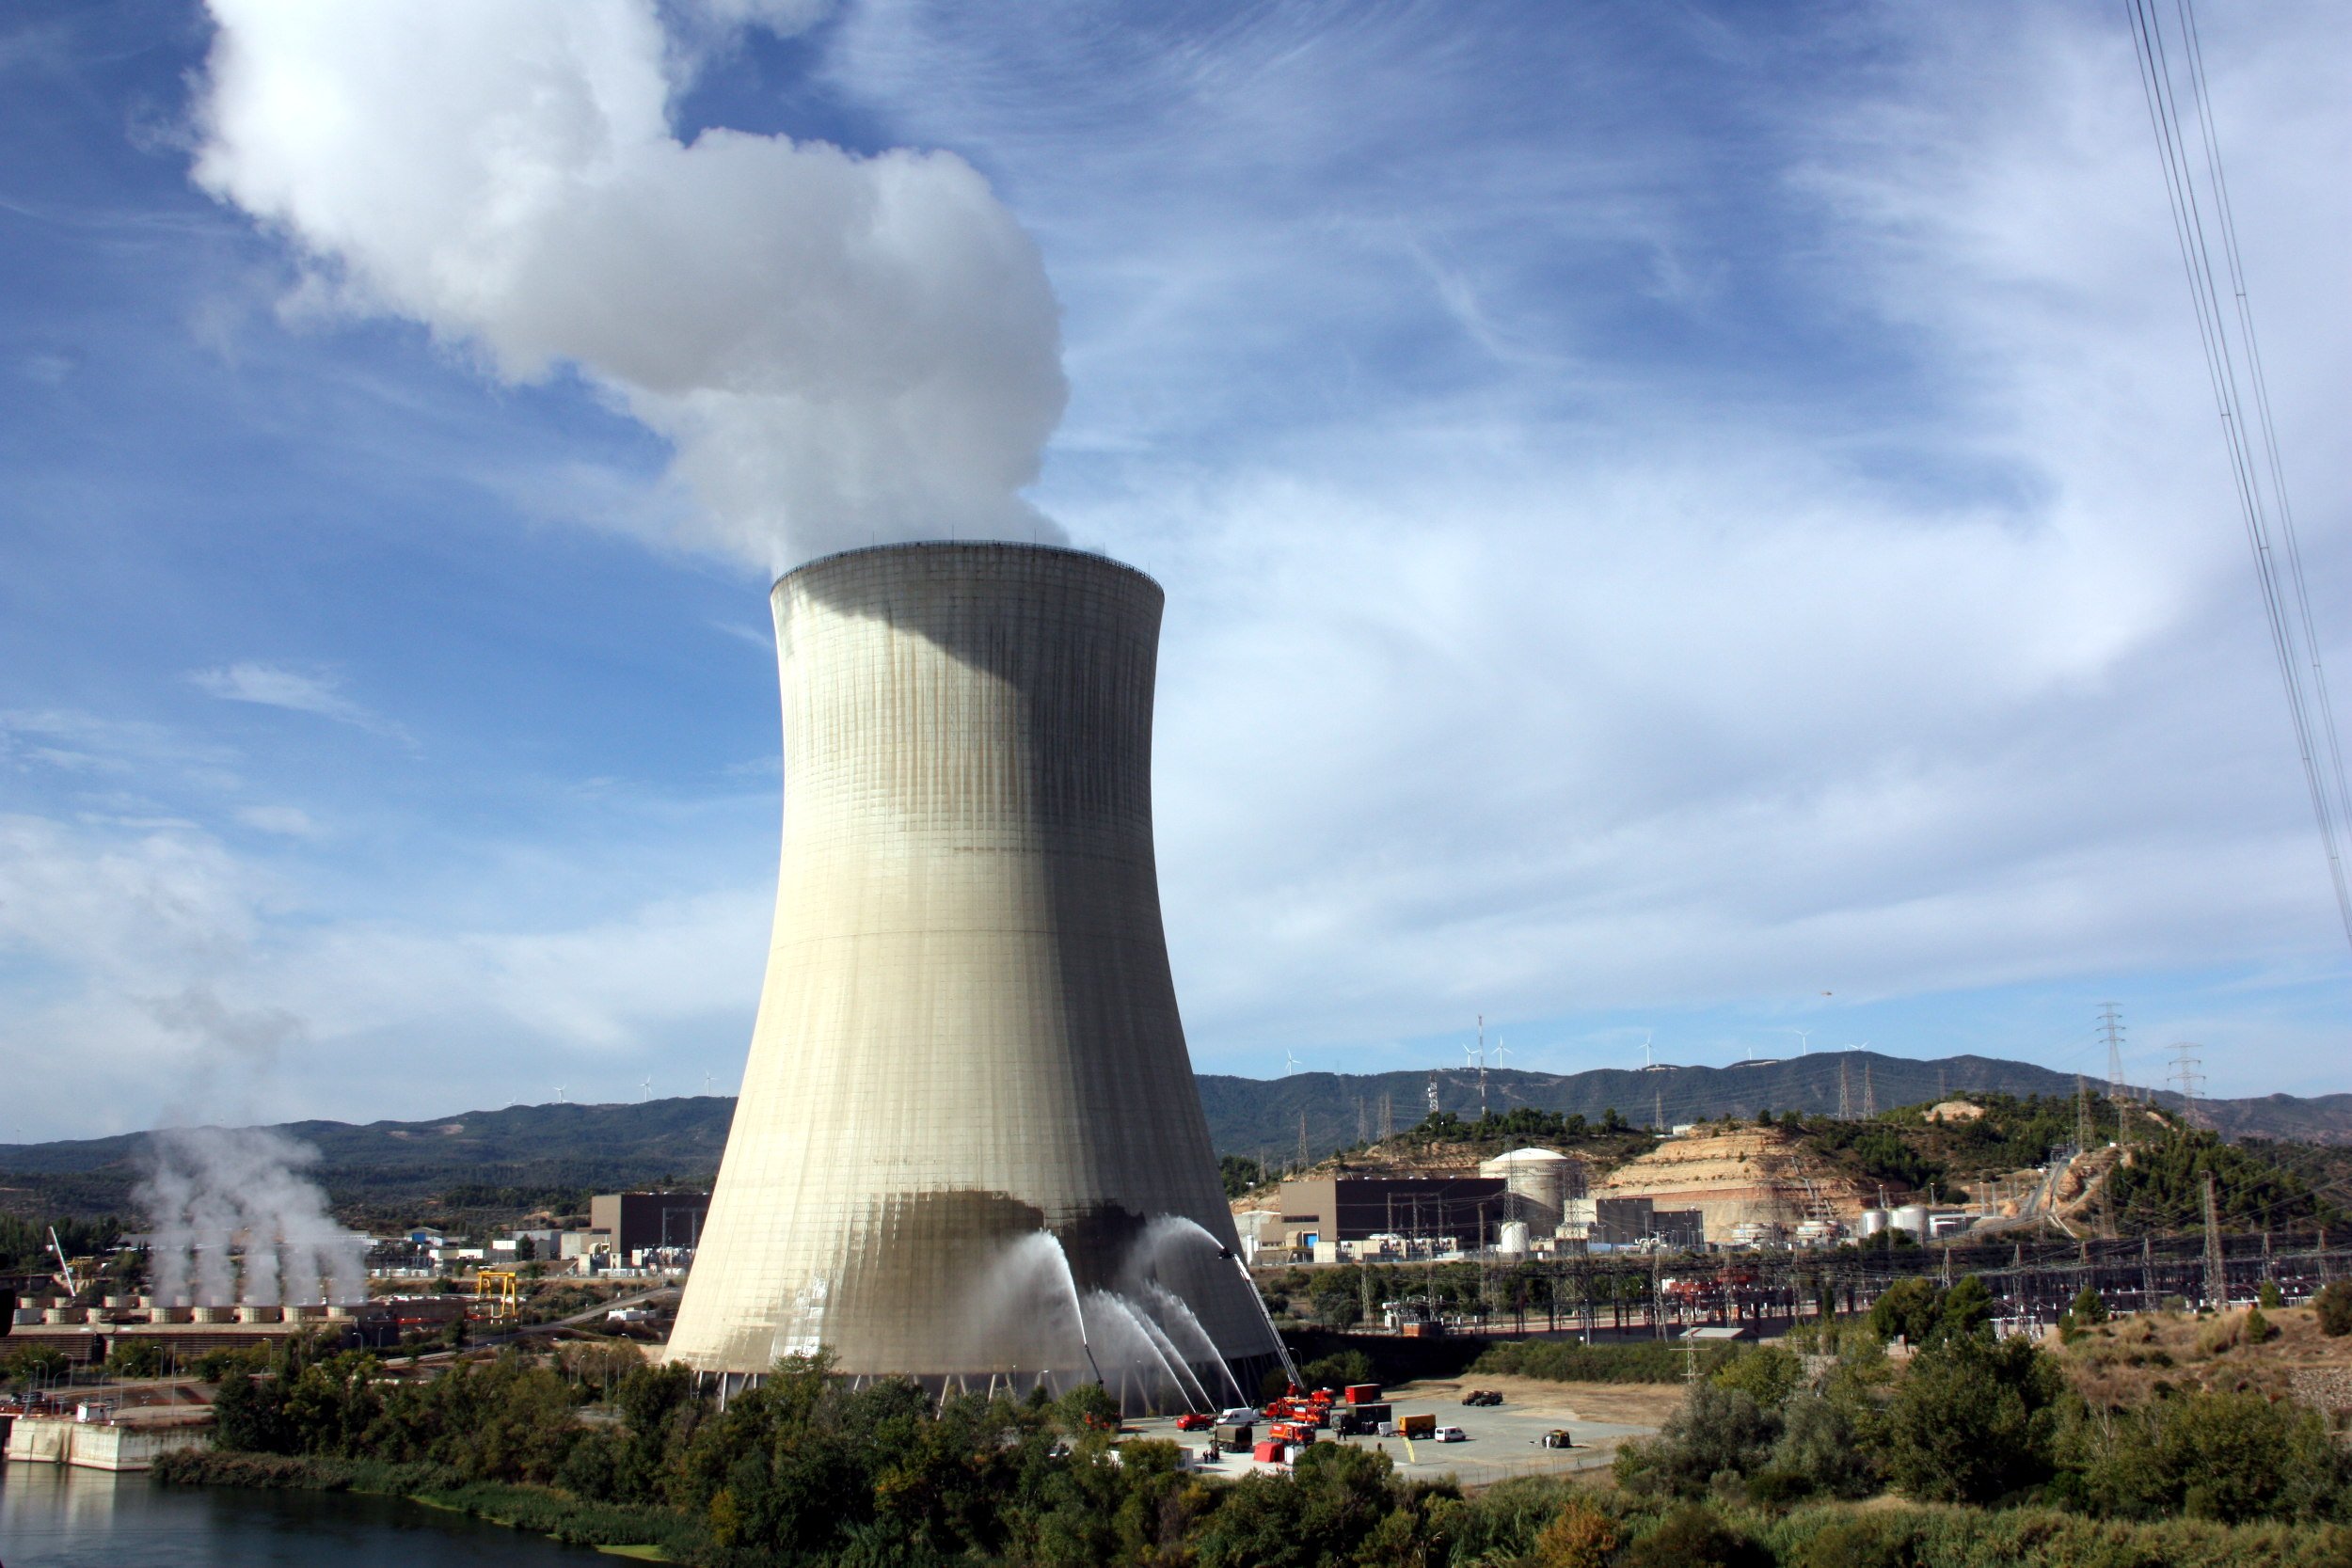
<box><xmin>1868</xmin><ymin>1278</ymin><xmax>1939</xmax><ymax>1345</ymax></box>
<box><xmin>1614</xmin><ymin>1382</ymin><xmax>1776</xmax><ymax>1497</ymax></box>
<box><xmin>104</xmin><ymin>1338</ymin><xmax>165</xmax><ymax>1378</ymax></box>
<box><xmin>1711</xmin><ymin>1345</ymin><xmax>1800</xmax><ymax>1411</ymax></box>
<box><xmin>2068</xmin><ymin>1388</ymin><xmax>2349</xmax><ymax>1523</ymax></box>
<box><xmin>1883</xmin><ymin>1333</ymin><xmax>2064</xmax><ymax>1503</ymax></box>
<box><xmin>2316</xmin><ymin>1280</ymin><xmax>2352</xmax><ymax>1338</ymax></box>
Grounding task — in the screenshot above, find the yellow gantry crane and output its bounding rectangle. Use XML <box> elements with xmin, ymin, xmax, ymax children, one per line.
<box><xmin>474</xmin><ymin>1269</ymin><xmax>521</xmax><ymax>1321</ymax></box>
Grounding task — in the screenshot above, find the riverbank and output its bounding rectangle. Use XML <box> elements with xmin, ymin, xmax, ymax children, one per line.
<box><xmin>151</xmin><ymin>1449</ymin><xmax>705</xmax><ymax>1560</ymax></box>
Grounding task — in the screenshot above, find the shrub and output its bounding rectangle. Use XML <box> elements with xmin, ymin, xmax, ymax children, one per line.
<box><xmin>2259</xmin><ymin>1278</ymin><xmax>2283</xmax><ymax>1309</ymax></box>
<box><xmin>2245</xmin><ymin>1306</ymin><xmax>2275</xmax><ymax>1344</ymax></box>
<box><xmin>2067</xmin><ymin>1388</ymin><xmax>2349</xmax><ymax>1523</ymax></box>
<box><xmin>1765</xmin><ymin>1392</ymin><xmax>1879</xmax><ymax>1500</ymax></box>
<box><xmin>1301</xmin><ymin>1349</ymin><xmax>1374</xmax><ymax>1388</ymax></box>
<box><xmin>2316</xmin><ymin>1281</ymin><xmax>2352</xmax><ymax>1338</ymax></box>
<box><xmin>1622</xmin><ymin>1503</ymin><xmax>1770</xmax><ymax>1568</ymax></box>
<box><xmin>1615</xmin><ymin>1383</ymin><xmax>1776</xmax><ymax>1498</ymax></box>
<box><xmin>1531</xmin><ymin>1497</ymin><xmax>1618</xmax><ymax>1568</ymax></box>
<box><xmin>1788</xmin><ymin>1513</ymin><xmax>1916</xmax><ymax>1568</ymax></box>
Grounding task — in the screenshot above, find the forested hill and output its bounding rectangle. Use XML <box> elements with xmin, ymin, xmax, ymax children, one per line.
<box><xmin>1196</xmin><ymin>1051</ymin><xmax>2352</xmax><ymax>1163</ymax></box>
<box><xmin>3</xmin><ymin>1051</ymin><xmax>2345</xmax><ymax>1220</ymax></box>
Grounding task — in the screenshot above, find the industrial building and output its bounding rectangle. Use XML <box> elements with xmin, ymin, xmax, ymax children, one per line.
<box><xmin>1256</xmin><ymin>1175</ymin><xmax>1508</xmax><ymax>1253</ymax></box>
<box><xmin>665</xmin><ymin>544</ymin><xmax>1278</xmax><ymax>1404</ymax></box>
<box><xmin>589</xmin><ymin>1192</ymin><xmax>711</xmax><ymax>1262</ymax></box>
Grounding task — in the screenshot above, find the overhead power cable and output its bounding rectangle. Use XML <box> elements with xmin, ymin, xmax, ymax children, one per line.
<box><xmin>2125</xmin><ymin>0</ymin><xmax>2352</xmax><ymax>952</ymax></box>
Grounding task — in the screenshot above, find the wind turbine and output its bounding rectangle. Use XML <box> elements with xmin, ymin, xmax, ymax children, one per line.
<box><xmin>1642</xmin><ymin>1030</ymin><xmax>1654</xmax><ymax>1069</ymax></box>
<box><xmin>1784</xmin><ymin>1027</ymin><xmax>1812</xmax><ymax>1056</ymax></box>
<box><xmin>640</xmin><ymin>1076</ymin><xmax>653</xmax><ymax>1102</ymax></box>
<box><xmin>1283</xmin><ymin>1047</ymin><xmax>1302</xmax><ymax>1076</ymax></box>
<box><xmin>554</xmin><ymin>1085</ymin><xmax>566</xmax><ymax>1104</ymax></box>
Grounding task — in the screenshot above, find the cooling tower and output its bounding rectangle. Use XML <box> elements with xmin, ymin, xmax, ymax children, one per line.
<box><xmin>666</xmin><ymin>542</ymin><xmax>1281</xmax><ymax>1403</ymax></box>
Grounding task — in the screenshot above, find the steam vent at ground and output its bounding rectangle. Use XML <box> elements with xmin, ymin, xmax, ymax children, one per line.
<box><xmin>665</xmin><ymin>543</ymin><xmax>1282</xmax><ymax>1409</ymax></box>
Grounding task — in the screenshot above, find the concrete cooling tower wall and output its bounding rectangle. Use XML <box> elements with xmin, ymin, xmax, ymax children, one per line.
<box><xmin>666</xmin><ymin>542</ymin><xmax>1280</xmax><ymax>1406</ymax></box>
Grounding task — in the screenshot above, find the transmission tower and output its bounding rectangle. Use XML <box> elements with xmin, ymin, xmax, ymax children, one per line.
<box><xmin>2074</xmin><ymin>1074</ymin><xmax>2092</xmax><ymax>1156</ymax></box>
<box><xmin>2170</xmin><ymin>1042</ymin><xmax>2205</xmax><ymax>1130</ymax></box>
<box><xmin>1476</xmin><ymin>1014</ymin><xmax>1489</xmax><ymax>1119</ymax></box>
<box><xmin>1425</xmin><ymin>1074</ymin><xmax>1439</xmax><ymax>1117</ymax></box>
<box><xmin>1862</xmin><ymin>1064</ymin><xmax>1876</xmax><ymax>1119</ymax></box>
<box><xmin>2201</xmin><ymin>1170</ymin><xmax>2227</xmax><ymax>1309</ymax></box>
<box><xmin>1836</xmin><ymin>1058</ymin><xmax>1851</xmax><ymax>1120</ymax></box>
<box><xmin>1356</xmin><ymin>1097</ymin><xmax>1367</xmax><ymax>1144</ymax></box>
<box><xmin>1378</xmin><ymin>1093</ymin><xmax>1393</xmax><ymax>1143</ymax></box>
<box><xmin>1297</xmin><ymin>1111</ymin><xmax>1311</xmax><ymax>1171</ymax></box>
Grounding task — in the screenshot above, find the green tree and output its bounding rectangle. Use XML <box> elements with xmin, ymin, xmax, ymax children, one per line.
<box><xmin>1710</xmin><ymin>1344</ymin><xmax>1801</xmax><ymax>1411</ymax></box>
<box><xmin>1614</xmin><ymin>1382</ymin><xmax>1777</xmax><ymax>1497</ymax></box>
<box><xmin>2316</xmin><ymin>1280</ymin><xmax>2352</xmax><ymax>1338</ymax></box>
<box><xmin>2067</xmin><ymin>1388</ymin><xmax>2348</xmax><ymax>1523</ymax></box>
<box><xmin>104</xmin><ymin>1338</ymin><xmax>165</xmax><ymax>1378</ymax></box>
<box><xmin>1883</xmin><ymin>1333</ymin><xmax>2064</xmax><ymax>1503</ymax></box>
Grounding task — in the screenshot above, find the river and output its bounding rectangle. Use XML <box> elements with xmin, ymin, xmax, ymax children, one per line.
<box><xmin>0</xmin><ymin>1465</ymin><xmax>606</xmax><ymax>1566</ymax></box>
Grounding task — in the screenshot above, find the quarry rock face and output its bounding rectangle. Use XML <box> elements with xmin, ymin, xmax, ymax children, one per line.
<box><xmin>1597</xmin><ymin>1125</ymin><xmax>1872</xmax><ymax>1242</ymax></box>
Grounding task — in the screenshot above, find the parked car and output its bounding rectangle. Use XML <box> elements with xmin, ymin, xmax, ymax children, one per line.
<box><xmin>1174</xmin><ymin>1413</ymin><xmax>1215</xmax><ymax>1432</ymax></box>
<box><xmin>1540</xmin><ymin>1429</ymin><xmax>1574</xmax><ymax>1449</ymax></box>
<box><xmin>1461</xmin><ymin>1389</ymin><xmax>1503</xmax><ymax>1406</ymax></box>
<box><xmin>1436</xmin><ymin>1425</ymin><xmax>1468</xmax><ymax>1443</ymax></box>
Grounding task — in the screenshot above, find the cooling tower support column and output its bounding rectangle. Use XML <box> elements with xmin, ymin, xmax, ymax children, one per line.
<box><xmin>667</xmin><ymin>542</ymin><xmax>1279</xmax><ymax>1393</ymax></box>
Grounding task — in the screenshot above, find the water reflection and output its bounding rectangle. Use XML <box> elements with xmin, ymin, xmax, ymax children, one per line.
<box><xmin>0</xmin><ymin>1465</ymin><xmax>600</xmax><ymax>1565</ymax></box>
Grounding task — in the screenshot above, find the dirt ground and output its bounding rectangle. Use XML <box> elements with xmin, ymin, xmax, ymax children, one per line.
<box><xmin>2058</xmin><ymin>1302</ymin><xmax>2352</xmax><ymax>1422</ymax></box>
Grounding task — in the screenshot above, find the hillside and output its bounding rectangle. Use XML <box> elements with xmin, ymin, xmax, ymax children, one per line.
<box><xmin>1196</xmin><ymin>1051</ymin><xmax>2352</xmax><ymax>1163</ymax></box>
<box><xmin>3</xmin><ymin>1050</ymin><xmax>2345</xmax><ymax>1223</ymax></box>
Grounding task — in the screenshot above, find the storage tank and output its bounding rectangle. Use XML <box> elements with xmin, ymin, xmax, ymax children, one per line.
<box><xmin>1858</xmin><ymin>1209</ymin><xmax>1890</xmax><ymax>1237</ymax></box>
<box><xmin>1478</xmin><ymin>1147</ymin><xmax>1583</xmax><ymax>1236</ymax></box>
<box><xmin>665</xmin><ymin>544</ymin><xmax>1279</xmax><ymax>1407</ymax></box>
<box><xmin>1497</xmin><ymin>1221</ymin><xmax>1532</xmax><ymax>1256</ymax></box>
<box><xmin>1891</xmin><ymin>1204</ymin><xmax>1931</xmax><ymax>1236</ymax></box>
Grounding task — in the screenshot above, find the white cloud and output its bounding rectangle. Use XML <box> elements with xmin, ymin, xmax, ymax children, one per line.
<box><xmin>189</xmin><ymin>661</ymin><xmax>410</xmax><ymax>744</ymax></box>
<box><xmin>191</xmin><ymin>0</ymin><xmax>1067</xmax><ymax>572</ymax></box>
<box><xmin>235</xmin><ymin>804</ymin><xmax>320</xmax><ymax>837</ymax></box>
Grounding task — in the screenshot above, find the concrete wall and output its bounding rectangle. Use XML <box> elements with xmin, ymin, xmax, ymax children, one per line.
<box><xmin>666</xmin><ymin>544</ymin><xmax>1275</xmax><ymax>1383</ymax></box>
<box><xmin>6</xmin><ymin>1416</ymin><xmax>212</xmax><ymax>1470</ymax></box>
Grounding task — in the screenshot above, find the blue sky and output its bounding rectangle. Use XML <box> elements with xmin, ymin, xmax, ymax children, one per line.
<box><xmin>2</xmin><ymin>0</ymin><xmax>2346</xmax><ymax>1141</ymax></box>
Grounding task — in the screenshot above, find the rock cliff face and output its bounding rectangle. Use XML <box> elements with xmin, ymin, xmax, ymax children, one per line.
<box><xmin>1597</xmin><ymin>1127</ymin><xmax>1874</xmax><ymax>1241</ymax></box>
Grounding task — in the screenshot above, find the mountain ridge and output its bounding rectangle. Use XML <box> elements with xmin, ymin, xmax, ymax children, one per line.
<box><xmin>4</xmin><ymin>1051</ymin><xmax>2344</xmax><ymax>1219</ymax></box>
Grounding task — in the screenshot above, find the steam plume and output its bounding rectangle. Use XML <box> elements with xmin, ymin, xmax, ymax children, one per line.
<box><xmin>137</xmin><ymin>1126</ymin><xmax>366</xmax><ymax>1307</ymax></box>
<box><xmin>192</xmin><ymin>0</ymin><xmax>1069</xmax><ymax>570</ymax></box>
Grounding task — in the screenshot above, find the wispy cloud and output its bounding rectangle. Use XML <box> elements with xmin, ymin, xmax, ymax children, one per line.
<box><xmin>235</xmin><ymin>805</ymin><xmax>322</xmax><ymax>838</ymax></box>
<box><xmin>189</xmin><ymin>663</ymin><xmax>412</xmax><ymax>747</ymax></box>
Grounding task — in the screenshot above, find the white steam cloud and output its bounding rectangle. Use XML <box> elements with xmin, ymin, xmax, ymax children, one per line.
<box><xmin>138</xmin><ymin>1127</ymin><xmax>367</xmax><ymax>1307</ymax></box>
<box><xmin>135</xmin><ymin>988</ymin><xmax>364</xmax><ymax>1307</ymax></box>
<box><xmin>192</xmin><ymin>0</ymin><xmax>1069</xmax><ymax>570</ymax></box>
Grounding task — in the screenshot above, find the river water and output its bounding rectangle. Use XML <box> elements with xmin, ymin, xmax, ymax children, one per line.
<box><xmin>0</xmin><ymin>1465</ymin><xmax>604</xmax><ymax>1566</ymax></box>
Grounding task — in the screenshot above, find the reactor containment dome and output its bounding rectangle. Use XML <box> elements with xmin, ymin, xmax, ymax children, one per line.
<box><xmin>665</xmin><ymin>542</ymin><xmax>1283</xmax><ymax>1408</ymax></box>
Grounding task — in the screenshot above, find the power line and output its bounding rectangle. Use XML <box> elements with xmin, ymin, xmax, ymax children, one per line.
<box><xmin>2126</xmin><ymin>0</ymin><xmax>2352</xmax><ymax>951</ymax></box>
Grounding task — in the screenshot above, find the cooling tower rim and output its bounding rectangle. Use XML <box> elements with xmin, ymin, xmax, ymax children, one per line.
<box><xmin>773</xmin><ymin>539</ymin><xmax>1160</xmax><ymax>596</ymax></box>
